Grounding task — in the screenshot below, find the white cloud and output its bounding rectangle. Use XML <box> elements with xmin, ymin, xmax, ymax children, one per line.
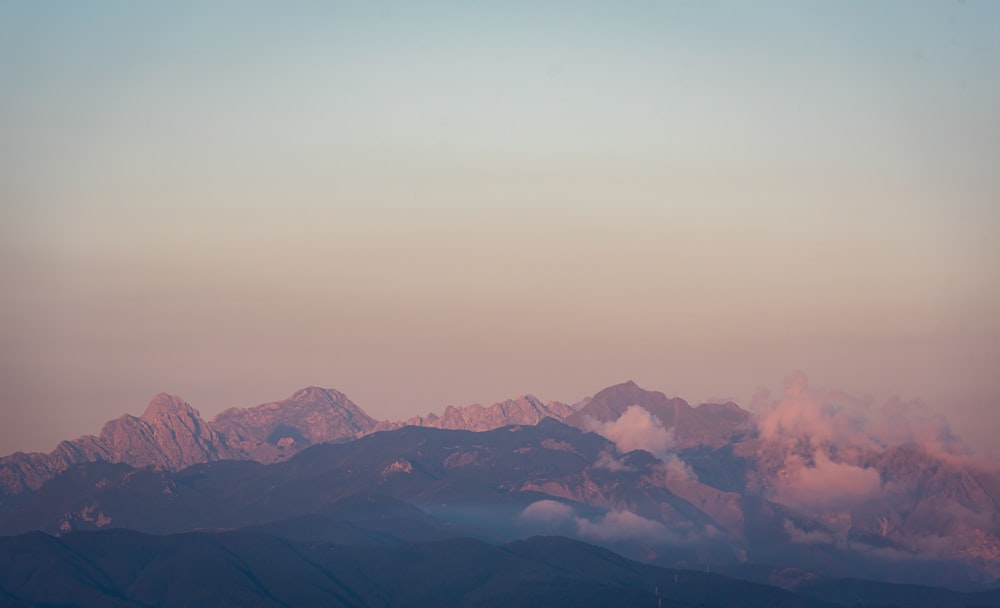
<box><xmin>519</xmin><ymin>501</ymin><xmax>712</xmax><ymax>546</ymax></box>
<box><xmin>586</xmin><ymin>405</ymin><xmax>675</xmax><ymax>460</ymax></box>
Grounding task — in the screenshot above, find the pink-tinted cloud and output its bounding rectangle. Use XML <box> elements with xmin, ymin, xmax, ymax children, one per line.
<box><xmin>586</xmin><ymin>405</ymin><xmax>674</xmax><ymax>459</ymax></box>
<box><xmin>755</xmin><ymin>373</ymin><xmax>889</xmax><ymax>510</ymax></box>
<box><xmin>755</xmin><ymin>371</ymin><xmax>969</xmax><ymax>457</ymax></box>
<box><xmin>774</xmin><ymin>450</ymin><xmax>883</xmax><ymax>511</ymax></box>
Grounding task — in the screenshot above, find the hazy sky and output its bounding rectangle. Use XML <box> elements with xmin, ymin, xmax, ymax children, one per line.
<box><xmin>2</xmin><ymin>1</ymin><xmax>998</xmax><ymax>454</ymax></box>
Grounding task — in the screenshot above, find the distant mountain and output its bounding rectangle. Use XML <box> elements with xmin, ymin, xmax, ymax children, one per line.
<box><xmin>0</xmin><ymin>388</ymin><xmax>567</xmax><ymax>497</ymax></box>
<box><xmin>211</xmin><ymin>386</ymin><xmax>377</xmax><ymax>463</ymax></box>
<box><xmin>0</xmin><ymin>420</ymin><xmax>666</xmax><ymax>536</ymax></box>
<box><xmin>3</xmin><ymin>416</ymin><xmax>997</xmax><ymax>590</ymax></box>
<box><xmin>384</xmin><ymin>394</ymin><xmax>575</xmax><ymax>432</ymax></box>
<box><xmin>2</xmin><ymin>380</ymin><xmax>998</xmax><ymax>591</ymax></box>
<box><xmin>566</xmin><ymin>380</ymin><xmax>754</xmax><ymax>449</ymax></box>
<box><xmin>0</xmin><ymin>394</ymin><xmax>237</xmax><ymax>496</ymax></box>
<box><xmin>0</xmin><ymin>388</ymin><xmax>377</xmax><ymax>496</ymax></box>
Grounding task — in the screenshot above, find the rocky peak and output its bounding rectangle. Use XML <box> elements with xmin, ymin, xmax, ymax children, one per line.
<box><xmin>210</xmin><ymin>387</ymin><xmax>377</xmax><ymax>463</ymax></box>
<box><xmin>566</xmin><ymin>382</ymin><xmax>753</xmax><ymax>449</ymax></box>
<box><xmin>567</xmin><ymin>381</ymin><xmax>690</xmax><ymax>426</ymax></box>
<box><xmin>401</xmin><ymin>394</ymin><xmax>573</xmax><ymax>432</ymax></box>
<box><xmin>0</xmin><ymin>392</ymin><xmax>232</xmax><ymax>495</ymax></box>
<box><xmin>101</xmin><ymin>394</ymin><xmax>229</xmax><ymax>471</ymax></box>
<box><xmin>289</xmin><ymin>386</ymin><xmax>340</xmax><ymax>403</ymax></box>
<box><xmin>141</xmin><ymin>393</ymin><xmax>200</xmax><ymax>422</ymax></box>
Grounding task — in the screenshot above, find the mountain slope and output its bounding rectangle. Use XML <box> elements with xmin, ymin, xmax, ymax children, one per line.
<box><xmin>0</xmin><ymin>529</ymin><xmax>837</xmax><ymax>608</ymax></box>
<box><xmin>0</xmin><ymin>389</ymin><xmax>573</xmax><ymax>497</ymax></box>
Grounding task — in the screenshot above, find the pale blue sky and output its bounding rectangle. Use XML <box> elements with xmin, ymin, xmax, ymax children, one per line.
<box><xmin>1</xmin><ymin>1</ymin><xmax>998</xmax><ymax>453</ymax></box>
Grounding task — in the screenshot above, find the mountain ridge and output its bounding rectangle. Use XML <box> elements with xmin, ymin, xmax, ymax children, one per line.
<box><xmin>0</xmin><ymin>386</ymin><xmax>589</xmax><ymax>496</ymax></box>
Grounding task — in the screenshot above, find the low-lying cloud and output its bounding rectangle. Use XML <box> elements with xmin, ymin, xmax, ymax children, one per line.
<box><xmin>520</xmin><ymin>499</ymin><xmax>574</xmax><ymax>526</ymax></box>
<box><xmin>575</xmin><ymin>509</ymin><xmax>674</xmax><ymax>543</ymax></box>
<box><xmin>519</xmin><ymin>500</ymin><xmax>712</xmax><ymax>545</ymax></box>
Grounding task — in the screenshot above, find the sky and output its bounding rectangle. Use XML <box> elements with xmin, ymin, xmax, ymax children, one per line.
<box><xmin>1</xmin><ymin>1</ymin><xmax>998</xmax><ymax>454</ymax></box>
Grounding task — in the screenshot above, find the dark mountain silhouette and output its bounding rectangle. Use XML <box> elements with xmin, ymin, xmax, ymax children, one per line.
<box><xmin>0</xmin><ymin>528</ymin><xmax>840</xmax><ymax>608</ymax></box>
<box><xmin>5</xmin><ymin>527</ymin><xmax>1000</xmax><ymax>608</ymax></box>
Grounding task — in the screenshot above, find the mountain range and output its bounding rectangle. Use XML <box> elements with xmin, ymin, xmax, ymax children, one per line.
<box><xmin>1</xmin><ymin>380</ymin><xmax>998</xmax><ymax>606</ymax></box>
<box><xmin>0</xmin><ymin>387</ymin><xmax>577</xmax><ymax>496</ymax></box>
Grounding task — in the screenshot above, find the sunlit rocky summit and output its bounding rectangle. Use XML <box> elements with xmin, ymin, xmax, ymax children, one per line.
<box><xmin>386</xmin><ymin>394</ymin><xmax>575</xmax><ymax>432</ymax></box>
<box><xmin>0</xmin><ymin>387</ymin><xmax>575</xmax><ymax>494</ymax></box>
<box><xmin>211</xmin><ymin>386</ymin><xmax>378</xmax><ymax>463</ymax></box>
<box><xmin>1</xmin><ymin>379</ymin><xmax>999</xmax><ymax>598</ymax></box>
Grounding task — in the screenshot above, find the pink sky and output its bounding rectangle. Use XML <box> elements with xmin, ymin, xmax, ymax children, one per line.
<box><xmin>1</xmin><ymin>2</ymin><xmax>998</xmax><ymax>454</ymax></box>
